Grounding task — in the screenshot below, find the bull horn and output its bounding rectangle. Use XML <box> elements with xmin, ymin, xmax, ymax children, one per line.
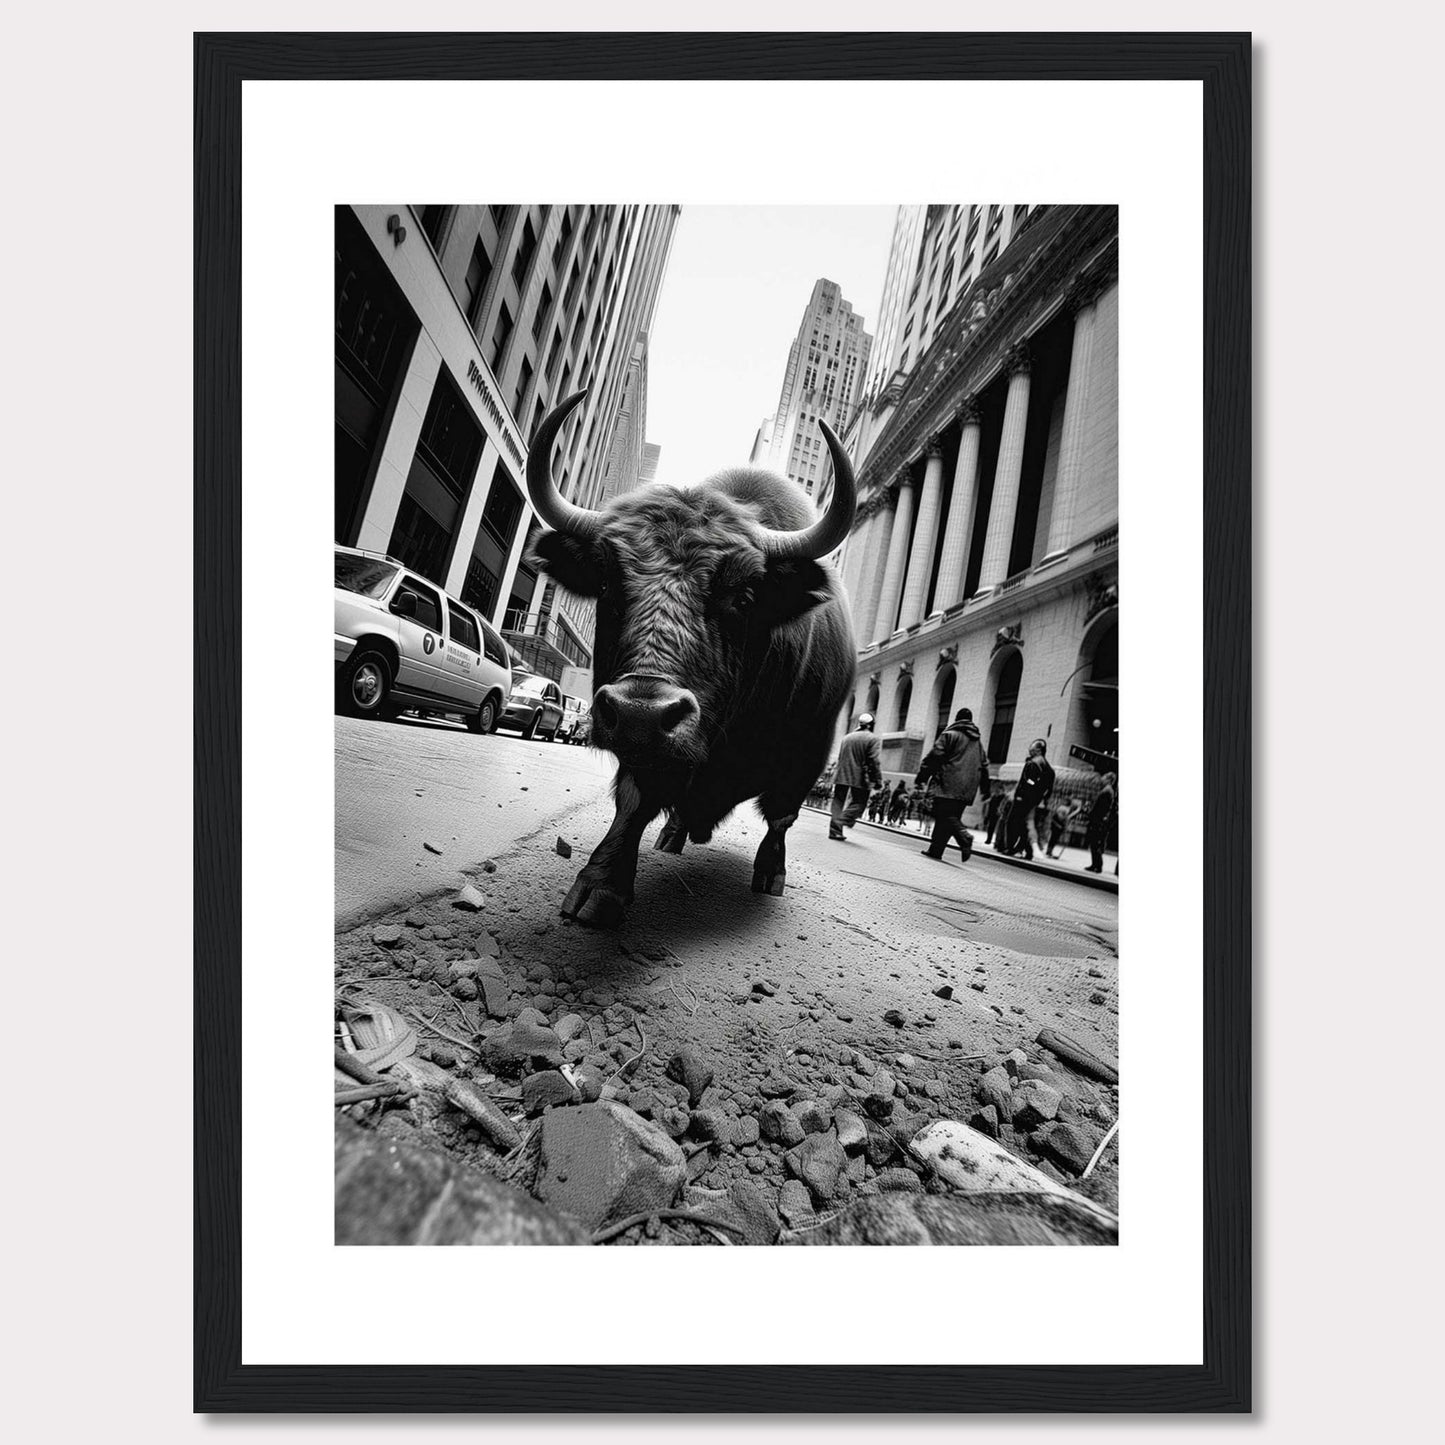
<box><xmin>760</xmin><ymin>418</ymin><xmax>857</xmax><ymax>560</ymax></box>
<box><xmin>525</xmin><ymin>390</ymin><xmax>601</xmax><ymax>540</ymax></box>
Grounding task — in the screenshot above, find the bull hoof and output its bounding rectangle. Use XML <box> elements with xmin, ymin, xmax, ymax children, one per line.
<box><xmin>654</xmin><ymin>827</ymin><xmax>686</xmax><ymax>854</ymax></box>
<box><xmin>751</xmin><ymin>870</ymin><xmax>786</xmax><ymax>897</ymax></box>
<box><xmin>561</xmin><ymin>880</ymin><xmax>628</xmax><ymax>929</ymax></box>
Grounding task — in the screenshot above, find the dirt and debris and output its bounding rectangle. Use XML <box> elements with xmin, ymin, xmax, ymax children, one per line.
<box><xmin>334</xmin><ymin>817</ymin><xmax>1120</xmax><ymax>1245</ymax></box>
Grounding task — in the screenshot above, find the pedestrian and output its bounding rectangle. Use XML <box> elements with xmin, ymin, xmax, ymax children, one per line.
<box><xmin>1002</xmin><ymin>739</ymin><xmax>1056</xmax><ymax>860</ymax></box>
<box><xmin>887</xmin><ymin>780</ymin><xmax>909</xmax><ymax>825</ymax></box>
<box><xmin>1046</xmin><ymin>797</ymin><xmax>1083</xmax><ymax>859</ymax></box>
<box><xmin>1085</xmin><ymin>771</ymin><xmax>1117</xmax><ymax>873</ymax></box>
<box><xmin>829</xmin><ymin>713</ymin><xmax>883</xmax><ymax>841</ymax></box>
<box><xmin>914</xmin><ymin>707</ymin><xmax>990</xmax><ymax>862</ymax></box>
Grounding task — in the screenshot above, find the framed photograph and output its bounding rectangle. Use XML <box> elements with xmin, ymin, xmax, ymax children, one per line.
<box><xmin>196</xmin><ymin>30</ymin><xmax>1249</xmax><ymax>1412</ymax></box>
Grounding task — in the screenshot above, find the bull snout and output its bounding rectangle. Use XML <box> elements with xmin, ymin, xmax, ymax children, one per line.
<box><xmin>591</xmin><ymin>677</ymin><xmax>700</xmax><ymax>762</ymax></box>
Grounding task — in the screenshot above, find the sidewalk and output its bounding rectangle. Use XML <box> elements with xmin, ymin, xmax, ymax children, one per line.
<box><xmin>801</xmin><ymin>802</ymin><xmax>1119</xmax><ymax>893</ymax></box>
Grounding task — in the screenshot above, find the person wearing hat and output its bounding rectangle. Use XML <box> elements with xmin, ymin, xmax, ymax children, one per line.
<box><xmin>914</xmin><ymin>706</ymin><xmax>991</xmax><ymax>862</ymax></box>
<box><xmin>829</xmin><ymin>713</ymin><xmax>883</xmax><ymax>840</ymax></box>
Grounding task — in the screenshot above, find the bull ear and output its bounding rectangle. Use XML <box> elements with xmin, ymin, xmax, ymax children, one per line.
<box><xmin>753</xmin><ymin>558</ymin><xmax>831</xmax><ymax>627</ymax></box>
<box><xmin>530</xmin><ymin>529</ymin><xmax>603</xmax><ymax>597</ymax></box>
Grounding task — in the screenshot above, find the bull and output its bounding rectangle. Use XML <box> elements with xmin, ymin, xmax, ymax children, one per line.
<box><xmin>525</xmin><ymin>390</ymin><xmax>858</xmax><ymax>927</ymax></box>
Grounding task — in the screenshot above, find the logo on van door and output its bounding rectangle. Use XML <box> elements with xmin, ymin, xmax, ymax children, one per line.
<box><xmin>422</xmin><ymin>633</ymin><xmax>436</xmax><ymax>654</ymax></box>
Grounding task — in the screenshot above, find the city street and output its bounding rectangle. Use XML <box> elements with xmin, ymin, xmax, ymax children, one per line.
<box><xmin>335</xmin><ymin>714</ymin><xmax>1120</xmax><ymax>1227</ymax></box>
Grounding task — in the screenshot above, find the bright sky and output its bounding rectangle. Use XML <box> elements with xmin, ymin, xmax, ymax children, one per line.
<box><xmin>645</xmin><ymin>207</ymin><xmax>898</xmax><ymax>487</ymax></box>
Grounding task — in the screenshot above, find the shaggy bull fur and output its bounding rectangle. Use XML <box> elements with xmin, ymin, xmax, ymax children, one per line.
<box><xmin>531</xmin><ymin>468</ymin><xmax>856</xmax><ymax>927</ymax></box>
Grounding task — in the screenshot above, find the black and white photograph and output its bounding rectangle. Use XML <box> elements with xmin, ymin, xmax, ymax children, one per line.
<box><xmin>333</xmin><ymin>199</ymin><xmax>1122</xmax><ymax>1248</ymax></box>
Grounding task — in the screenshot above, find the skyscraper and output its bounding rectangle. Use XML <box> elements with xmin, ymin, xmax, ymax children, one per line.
<box><xmin>763</xmin><ymin>279</ymin><xmax>872</xmax><ymax>498</ymax></box>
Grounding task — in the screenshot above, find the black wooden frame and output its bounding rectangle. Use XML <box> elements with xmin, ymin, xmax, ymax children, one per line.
<box><xmin>195</xmin><ymin>31</ymin><xmax>1250</xmax><ymax>1413</ymax></box>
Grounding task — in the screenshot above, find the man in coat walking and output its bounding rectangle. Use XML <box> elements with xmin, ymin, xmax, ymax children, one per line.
<box><xmin>1001</xmin><ymin>738</ymin><xmax>1056</xmax><ymax>861</ymax></box>
<box><xmin>914</xmin><ymin>707</ymin><xmax>991</xmax><ymax>861</ymax></box>
<box><xmin>1086</xmin><ymin>771</ymin><xmax>1117</xmax><ymax>872</ymax></box>
<box><xmin>829</xmin><ymin>713</ymin><xmax>883</xmax><ymax>840</ymax></box>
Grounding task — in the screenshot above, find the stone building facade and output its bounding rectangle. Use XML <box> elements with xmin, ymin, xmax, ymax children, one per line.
<box><xmin>335</xmin><ymin>202</ymin><xmax>678</xmax><ymax>681</ymax></box>
<box><xmin>832</xmin><ymin>204</ymin><xmax>1120</xmax><ymax>819</ymax></box>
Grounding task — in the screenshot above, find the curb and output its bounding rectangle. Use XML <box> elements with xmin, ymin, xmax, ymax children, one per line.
<box><xmin>802</xmin><ymin>803</ymin><xmax>1119</xmax><ymax>894</ymax></box>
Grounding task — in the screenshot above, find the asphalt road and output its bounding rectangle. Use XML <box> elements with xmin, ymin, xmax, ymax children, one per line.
<box><xmin>336</xmin><ymin>711</ymin><xmax>1117</xmax><ymax>974</ymax></box>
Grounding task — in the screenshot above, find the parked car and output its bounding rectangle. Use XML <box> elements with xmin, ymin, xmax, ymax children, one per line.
<box><xmin>496</xmin><ymin>671</ymin><xmax>566</xmax><ymax>741</ymax></box>
<box><xmin>334</xmin><ymin>547</ymin><xmax>511</xmax><ymax>733</ymax></box>
<box><xmin>555</xmin><ymin>694</ymin><xmax>588</xmax><ymax>742</ymax></box>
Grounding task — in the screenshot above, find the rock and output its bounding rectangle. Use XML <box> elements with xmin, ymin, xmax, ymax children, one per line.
<box><xmin>451</xmin><ymin>885</ymin><xmax>487</xmax><ymax>912</ymax></box>
<box><xmin>883</xmin><ymin>1009</ymin><xmax>906</xmax><ymax>1027</ymax></box>
<box><xmin>531</xmin><ymin>1101</ymin><xmax>688</xmax><ymax>1232</ymax></box>
<box><xmin>562</xmin><ymin>1038</ymin><xmax>589</xmax><ymax>1063</ymax></box>
<box><xmin>478</xmin><ymin>975</ymin><xmax>512</xmax><ymax>1020</ymax></box>
<box><xmin>423</xmin><ymin>841</ymin><xmax>442</xmax><ymax>855</ymax></box>
<box><xmin>555</xmin><ymin>836</ymin><xmax>573</xmax><ymax>858</ymax></box>
<box><xmin>428</xmin><ymin>1045</ymin><xmax>457</xmax><ymax>1069</ymax></box>
<box><xmin>658</xmin><ymin>1105</ymin><xmax>690</xmax><ymax>1139</ymax></box>
<box><xmin>851</xmin><ymin>1052</ymin><xmax>877</xmax><ymax>1078</ymax></box>
<box><xmin>532</xmin><ymin>994</ymin><xmax>558</xmax><ymax>1014</ymax></box>
<box><xmin>1016</xmin><ymin>1062</ymin><xmax>1057</xmax><ymax>1085</ymax></box>
<box><xmin>554</xmin><ymin>1013</ymin><xmax>587</xmax><ymax>1044</ymax></box>
<box><xmin>861</xmin><ymin>1089</ymin><xmax>894</xmax><ymax>1121</ymax></box>
<box><xmin>924</xmin><ymin>1080</ymin><xmax>947</xmax><ymax>1100</ymax></box>
<box><xmin>372</xmin><ymin>924</ymin><xmax>404</xmax><ymax>948</ymax></box>
<box><xmin>444</xmin><ymin>1078</ymin><xmax>523</xmax><ymax>1152</ymax></box>
<box><xmin>794</xmin><ymin>1100</ymin><xmax>833</xmax><ymax>1135</ymax></box>
<box><xmin>871</xmin><ymin>1065</ymin><xmax>897</xmax><ymax>1097</ymax></box>
<box><xmin>574</xmin><ymin>1063</ymin><xmax>606</xmax><ymax>1104</ymax></box>
<box><xmin>664</xmin><ymin>1046</ymin><xmax>715</xmax><ymax>1107</ymax></box>
<box><xmin>522</xmin><ymin>1070</ymin><xmax>580</xmax><ymax>1116</ymax></box>
<box><xmin>758</xmin><ymin>1072</ymin><xmax>797</xmax><ymax>1099</ymax></box>
<box><xmin>514</xmin><ymin>1007</ymin><xmax>550</xmax><ymax>1029</ymax></box>
<box><xmin>483</xmin><ymin>1021</ymin><xmax>565</xmax><ymax>1075</ymax></box>
<box><xmin>733</xmin><ymin>1115</ymin><xmax>760</xmax><ymax>1147</ymax></box>
<box><xmin>451</xmin><ymin>977</ymin><xmax>479</xmax><ymax>1003</ymax></box>
<box><xmin>1011</xmin><ymin>1081</ymin><xmax>1063</xmax><ymax>1131</ymax></box>
<box><xmin>781</xmin><ymin>1192</ymin><xmax>1117</xmax><ymax>1247</ymax></box>
<box><xmin>894</xmin><ymin>1053</ymin><xmax>917</xmax><ymax>1071</ymax></box>
<box><xmin>688</xmin><ymin>1108</ymin><xmax>732</xmax><ymax>1144</ymax></box>
<box><xmin>969</xmin><ymin>1104</ymin><xmax>1000</xmax><ymax>1138</ymax></box>
<box><xmin>448</xmin><ymin>959</ymin><xmax>479</xmax><ymax>982</ymax></box>
<box><xmin>1089</xmin><ymin>991</ymin><xmax>1107</xmax><ymax>1006</ymax></box>
<box><xmin>977</xmin><ymin>1065</ymin><xmax>1013</xmax><ymax>1118</ymax></box>
<box><xmin>1004</xmin><ymin>1048</ymin><xmax>1029</xmax><ymax>1075</ymax></box>
<box><xmin>759</xmin><ymin>1100</ymin><xmax>805</xmax><ymax>1147</ymax></box>
<box><xmin>778</xmin><ymin>1178</ymin><xmax>815</xmax><ymax>1228</ymax></box>
<box><xmin>722</xmin><ymin>1180</ymin><xmax>781</xmax><ymax>1245</ymax></box>
<box><xmin>933</xmin><ymin>985</ymin><xmax>954</xmax><ymax>1000</ymax></box>
<box><xmin>1087</xmin><ymin>966</ymin><xmax>1105</xmax><ymax>978</ymax></box>
<box><xmin>862</xmin><ymin>1122</ymin><xmax>899</xmax><ymax>1169</ymax></box>
<box><xmin>1040</xmin><ymin>1122</ymin><xmax>1100</xmax><ymax>1176</ymax></box>
<box><xmin>874</xmin><ymin>1166</ymin><xmax>923</xmax><ymax>1193</ymax></box>
<box><xmin>335</xmin><ymin>1117</ymin><xmax>587</xmax><ymax>1245</ymax></box>
<box><xmin>784</xmin><ymin>1131</ymin><xmax>848</xmax><ymax>1205</ymax></box>
<box><xmin>969</xmin><ymin>981</ymin><xmax>986</xmax><ymax>992</ymax></box>
<box><xmin>834</xmin><ymin>1109</ymin><xmax>867</xmax><ymax>1154</ymax></box>
<box><xmin>751</xmin><ymin>978</ymin><xmax>778</xmax><ymax>996</ymax></box>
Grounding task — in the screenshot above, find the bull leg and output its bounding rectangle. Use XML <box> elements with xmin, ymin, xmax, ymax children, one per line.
<box><xmin>561</xmin><ymin>771</ymin><xmax>664</xmax><ymax>928</ymax></box>
<box><xmin>653</xmin><ymin>808</ymin><xmax>687</xmax><ymax>853</ymax></box>
<box><xmin>751</xmin><ymin>808</ymin><xmax>799</xmax><ymax>897</ymax></box>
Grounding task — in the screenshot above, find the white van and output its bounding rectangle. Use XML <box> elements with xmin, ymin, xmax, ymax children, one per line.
<box><xmin>334</xmin><ymin>547</ymin><xmax>512</xmax><ymax>733</ymax></box>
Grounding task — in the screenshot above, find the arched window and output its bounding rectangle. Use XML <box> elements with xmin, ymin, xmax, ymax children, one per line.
<box><xmin>864</xmin><ymin>680</ymin><xmax>881</xmax><ymax>717</ymax></box>
<box><xmin>988</xmin><ymin>651</ymin><xmax>1022</xmax><ymax>764</ymax></box>
<box><xmin>1083</xmin><ymin>622</ymin><xmax>1118</xmax><ymax>759</ymax></box>
<box><xmin>933</xmin><ymin>666</ymin><xmax>956</xmax><ymax>741</ymax></box>
<box><xmin>894</xmin><ymin>676</ymin><xmax>913</xmax><ymax>731</ymax></box>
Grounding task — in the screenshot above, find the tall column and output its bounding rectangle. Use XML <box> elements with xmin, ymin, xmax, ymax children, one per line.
<box><xmin>443</xmin><ymin>437</ymin><xmax>502</xmax><ymax>597</ymax></box>
<box><xmin>871</xmin><ymin>469</ymin><xmax>918</xmax><ymax>643</ymax></box>
<box><xmin>974</xmin><ymin>346</ymin><xmax>1033</xmax><ymax>594</ymax></box>
<box><xmin>839</xmin><ymin>513</ymin><xmax>872</xmax><ymax>616</ymax></box>
<box><xmin>854</xmin><ymin>491</ymin><xmax>896</xmax><ymax>645</ymax></box>
<box><xmin>897</xmin><ymin>441</ymin><xmax>946</xmax><ymax>629</ymax></box>
<box><xmin>933</xmin><ymin>400</ymin><xmax>983</xmax><ymax>611</ymax></box>
<box><xmin>1043</xmin><ymin>282</ymin><xmax>1104</xmax><ymax>560</ymax></box>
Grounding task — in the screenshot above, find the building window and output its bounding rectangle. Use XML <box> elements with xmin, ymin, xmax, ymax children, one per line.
<box><xmin>462</xmin><ymin>557</ymin><xmax>501</xmax><ymax>624</ymax></box>
<box><xmin>545</xmin><ymin>329</ymin><xmax>563</xmax><ymax>378</ymax></box>
<box><xmin>983</xmin><ymin>241</ymin><xmax>1000</xmax><ymax>269</ymax></box>
<box><xmin>987</xmin><ymin>204</ymin><xmax>1003</xmax><ymax>236</ymax></box>
<box><xmin>388</xmin><ymin>497</ymin><xmax>451</xmax><ymax>587</ymax></box>
<box><xmin>511</xmin><ymin>216</ymin><xmax>537</xmax><ymax>287</ymax></box>
<box><xmin>988</xmin><ymin>651</ymin><xmax>1022</xmax><ymax>764</ymax></box>
<box><xmin>513</xmin><ymin>357</ymin><xmax>533</xmax><ymax>419</ymax></box>
<box><xmin>481</xmin><ymin>462</ymin><xmax>523</xmax><ymax>547</ymax></box>
<box><xmin>464</xmin><ymin>238</ymin><xmax>493</xmax><ymax>327</ymax></box>
<box><xmin>551</xmin><ymin>209</ymin><xmax>574</xmax><ymax>270</ymax></box>
<box><xmin>532</xmin><ymin>282</ymin><xmax>553</xmax><ymax>339</ymax></box>
<box><xmin>563</xmin><ymin>260</ymin><xmax>581</xmax><ymax>311</ymax></box>
<box><xmin>417</xmin><ymin>375</ymin><xmax>484</xmax><ymax>503</ymax></box>
<box><xmin>489</xmin><ymin>205</ymin><xmax>510</xmax><ymax>230</ymax></box>
<box><xmin>489</xmin><ymin>303</ymin><xmax>514</xmax><ymax>372</ymax></box>
<box><xmin>530</xmin><ymin>397</ymin><xmax>546</xmax><ymax>440</ymax></box>
<box><xmin>418</xmin><ymin>206</ymin><xmax>451</xmax><ymax>251</ymax></box>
